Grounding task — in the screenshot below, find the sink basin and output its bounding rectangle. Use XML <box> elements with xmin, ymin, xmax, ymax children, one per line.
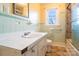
<box><xmin>21</xmin><ymin>32</ymin><xmax>43</xmax><ymax>38</ymax></box>
<box><xmin>21</xmin><ymin>32</ymin><xmax>31</xmax><ymax>38</ymax></box>
<box><xmin>23</xmin><ymin>32</ymin><xmax>31</xmax><ymax>36</ymax></box>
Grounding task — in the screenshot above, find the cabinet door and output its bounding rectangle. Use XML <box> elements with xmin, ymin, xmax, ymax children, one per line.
<box><xmin>23</xmin><ymin>38</ymin><xmax>47</xmax><ymax>56</ymax></box>
<box><xmin>37</xmin><ymin>39</ymin><xmax>47</xmax><ymax>56</ymax></box>
<box><xmin>22</xmin><ymin>45</ymin><xmax>38</xmax><ymax>56</ymax></box>
<box><xmin>39</xmin><ymin>45</ymin><xmax>47</xmax><ymax>56</ymax></box>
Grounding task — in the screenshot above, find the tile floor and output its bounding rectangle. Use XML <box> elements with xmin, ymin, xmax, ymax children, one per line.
<box><xmin>46</xmin><ymin>46</ymin><xmax>68</xmax><ymax>56</ymax></box>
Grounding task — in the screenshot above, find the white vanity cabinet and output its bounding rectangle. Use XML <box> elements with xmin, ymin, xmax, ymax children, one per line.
<box><xmin>22</xmin><ymin>33</ymin><xmax>47</xmax><ymax>56</ymax></box>
<box><xmin>37</xmin><ymin>38</ymin><xmax>47</xmax><ymax>56</ymax></box>
<box><xmin>22</xmin><ymin>38</ymin><xmax>47</xmax><ymax>56</ymax></box>
<box><xmin>0</xmin><ymin>32</ymin><xmax>47</xmax><ymax>56</ymax></box>
<box><xmin>0</xmin><ymin>45</ymin><xmax>21</xmax><ymax>56</ymax></box>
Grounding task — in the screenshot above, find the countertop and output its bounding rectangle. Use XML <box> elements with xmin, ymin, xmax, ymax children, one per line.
<box><xmin>0</xmin><ymin>31</ymin><xmax>47</xmax><ymax>50</ymax></box>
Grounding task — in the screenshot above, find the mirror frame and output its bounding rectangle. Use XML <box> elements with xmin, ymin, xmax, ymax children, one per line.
<box><xmin>13</xmin><ymin>3</ymin><xmax>29</xmax><ymax>18</ymax></box>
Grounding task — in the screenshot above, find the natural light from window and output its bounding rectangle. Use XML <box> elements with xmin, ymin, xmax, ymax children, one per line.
<box><xmin>46</xmin><ymin>8</ymin><xmax>57</xmax><ymax>25</ymax></box>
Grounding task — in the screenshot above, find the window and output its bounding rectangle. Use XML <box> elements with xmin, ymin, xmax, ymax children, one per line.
<box><xmin>46</xmin><ymin>8</ymin><xmax>57</xmax><ymax>25</ymax></box>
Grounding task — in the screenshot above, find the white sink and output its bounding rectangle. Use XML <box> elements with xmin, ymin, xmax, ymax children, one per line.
<box><xmin>21</xmin><ymin>32</ymin><xmax>43</xmax><ymax>38</ymax></box>
<box><xmin>0</xmin><ymin>31</ymin><xmax>47</xmax><ymax>50</ymax></box>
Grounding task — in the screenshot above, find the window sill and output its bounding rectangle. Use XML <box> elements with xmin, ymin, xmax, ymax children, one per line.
<box><xmin>45</xmin><ymin>24</ymin><xmax>61</xmax><ymax>30</ymax></box>
<box><xmin>46</xmin><ymin>24</ymin><xmax>60</xmax><ymax>27</ymax></box>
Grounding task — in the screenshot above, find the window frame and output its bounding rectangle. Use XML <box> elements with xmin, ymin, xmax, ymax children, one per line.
<box><xmin>45</xmin><ymin>8</ymin><xmax>58</xmax><ymax>26</ymax></box>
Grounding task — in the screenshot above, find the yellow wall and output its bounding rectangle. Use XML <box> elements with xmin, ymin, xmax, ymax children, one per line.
<box><xmin>40</xmin><ymin>3</ymin><xmax>66</xmax><ymax>24</ymax></box>
<box><xmin>40</xmin><ymin>4</ymin><xmax>45</xmax><ymax>23</ymax></box>
<box><xmin>10</xmin><ymin>3</ymin><xmax>66</xmax><ymax>25</ymax></box>
<box><xmin>29</xmin><ymin>3</ymin><xmax>40</xmax><ymax>11</ymax></box>
<box><xmin>28</xmin><ymin>3</ymin><xmax>66</xmax><ymax>25</ymax></box>
<box><xmin>39</xmin><ymin>3</ymin><xmax>66</xmax><ymax>43</ymax></box>
<box><xmin>7</xmin><ymin>3</ymin><xmax>66</xmax><ymax>25</ymax></box>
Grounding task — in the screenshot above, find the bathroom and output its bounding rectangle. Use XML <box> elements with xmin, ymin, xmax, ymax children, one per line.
<box><xmin>0</xmin><ymin>3</ymin><xmax>79</xmax><ymax>56</ymax></box>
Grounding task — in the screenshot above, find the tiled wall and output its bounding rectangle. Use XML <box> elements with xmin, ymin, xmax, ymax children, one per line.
<box><xmin>0</xmin><ymin>13</ymin><xmax>37</xmax><ymax>34</ymax></box>
<box><xmin>71</xmin><ymin>3</ymin><xmax>79</xmax><ymax>51</ymax></box>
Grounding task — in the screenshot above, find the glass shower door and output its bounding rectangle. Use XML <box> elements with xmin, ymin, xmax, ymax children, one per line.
<box><xmin>72</xmin><ymin>3</ymin><xmax>79</xmax><ymax>50</ymax></box>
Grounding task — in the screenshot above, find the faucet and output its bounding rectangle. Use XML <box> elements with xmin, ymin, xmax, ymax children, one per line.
<box><xmin>24</xmin><ymin>32</ymin><xmax>30</xmax><ymax>36</ymax></box>
<box><xmin>21</xmin><ymin>32</ymin><xmax>31</xmax><ymax>38</ymax></box>
<box><xmin>26</xmin><ymin>20</ymin><xmax>32</xmax><ymax>25</ymax></box>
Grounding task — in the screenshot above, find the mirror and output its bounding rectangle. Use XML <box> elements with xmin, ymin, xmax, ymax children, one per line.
<box><xmin>13</xmin><ymin>3</ymin><xmax>29</xmax><ymax>18</ymax></box>
<box><xmin>0</xmin><ymin>3</ymin><xmax>29</xmax><ymax>18</ymax></box>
